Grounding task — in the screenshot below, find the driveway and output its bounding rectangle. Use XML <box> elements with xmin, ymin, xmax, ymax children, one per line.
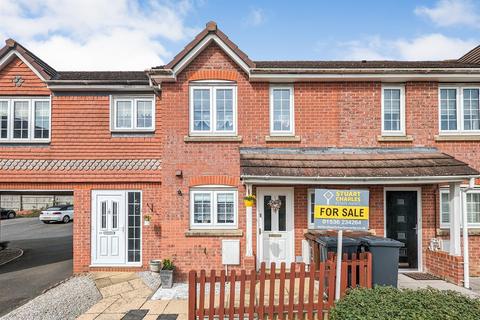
<box><xmin>0</xmin><ymin>217</ymin><xmax>72</xmax><ymax>316</ymax></box>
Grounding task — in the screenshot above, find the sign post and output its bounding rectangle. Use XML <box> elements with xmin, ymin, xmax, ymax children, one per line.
<box><xmin>314</xmin><ymin>189</ymin><xmax>370</xmax><ymax>301</ymax></box>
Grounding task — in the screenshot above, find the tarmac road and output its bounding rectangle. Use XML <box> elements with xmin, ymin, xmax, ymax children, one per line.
<box><xmin>0</xmin><ymin>217</ymin><xmax>73</xmax><ymax>316</ymax></box>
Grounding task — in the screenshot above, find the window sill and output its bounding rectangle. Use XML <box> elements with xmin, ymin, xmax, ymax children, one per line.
<box><xmin>265</xmin><ymin>135</ymin><xmax>301</xmax><ymax>142</ymax></box>
<box><xmin>184</xmin><ymin>135</ymin><xmax>243</xmax><ymax>142</ymax></box>
<box><xmin>0</xmin><ymin>140</ymin><xmax>51</xmax><ymax>144</ymax></box>
<box><xmin>437</xmin><ymin>228</ymin><xmax>480</xmax><ymax>236</ymax></box>
<box><xmin>377</xmin><ymin>135</ymin><xmax>413</xmax><ymax>142</ymax></box>
<box><xmin>111</xmin><ymin>132</ymin><xmax>155</xmax><ymax>138</ymax></box>
<box><xmin>434</xmin><ymin>134</ymin><xmax>480</xmax><ymax>141</ymax></box>
<box><xmin>185</xmin><ymin>229</ymin><xmax>243</xmax><ymax>237</ymax></box>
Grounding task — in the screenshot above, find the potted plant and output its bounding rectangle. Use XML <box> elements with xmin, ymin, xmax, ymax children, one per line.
<box><xmin>144</xmin><ymin>215</ymin><xmax>152</xmax><ymax>226</ymax></box>
<box><xmin>243</xmin><ymin>195</ymin><xmax>256</xmax><ymax>207</ymax></box>
<box><xmin>160</xmin><ymin>259</ymin><xmax>175</xmax><ymax>288</ymax></box>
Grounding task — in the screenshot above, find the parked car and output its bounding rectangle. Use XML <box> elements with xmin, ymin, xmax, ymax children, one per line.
<box><xmin>0</xmin><ymin>208</ymin><xmax>16</xmax><ymax>219</ymax></box>
<box><xmin>39</xmin><ymin>205</ymin><xmax>74</xmax><ymax>224</ymax></box>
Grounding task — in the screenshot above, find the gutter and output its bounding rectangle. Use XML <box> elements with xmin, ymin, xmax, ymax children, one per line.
<box><xmin>240</xmin><ymin>174</ymin><xmax>480</xmax><ymax>185</ymax></box>
<box><xmin>47</xmin><ymin>84</ymin><xmax>154</xmax><ymax>92</ymax></box>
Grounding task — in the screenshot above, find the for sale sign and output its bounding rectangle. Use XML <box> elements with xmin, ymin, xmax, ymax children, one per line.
<box><xmin>314</xmin><ymin>189</ymin><xmax>369</xmax><ymax>230</ymax></box>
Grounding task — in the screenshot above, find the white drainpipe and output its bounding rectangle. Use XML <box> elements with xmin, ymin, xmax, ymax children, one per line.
<box><xmin>462</xmin><ymin>178</ymin><xmax>475</xmax><ymax>289</ymax></box>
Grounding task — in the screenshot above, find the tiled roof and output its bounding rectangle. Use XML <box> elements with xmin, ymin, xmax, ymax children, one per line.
<box><xmin>240</xmin><ymin>147</ymin><xmax>479</xmax><ymax>178</ymax></box>
<box><xmin>163</xmin><ymin>21</ymin><xmax>255</xmax><ymax>71</ymax></box>
<box><xmin>0</xmin><ymin>159</ymin><xmax>161</xmax><ymax>171</ymax></box>
<box><xmin>56</xmin><ymin>71</ymin><xmax>149</xmax><ymax>82</ymax></box>
<box><xmin>0</xmin><ymin>39</ymin><xmax>58</xmax><ymax>80</ymax></box>
<box><xmin>253</xmin><ymin>60</ymin><xmax>480</xmax><ymax>69</ymax></box>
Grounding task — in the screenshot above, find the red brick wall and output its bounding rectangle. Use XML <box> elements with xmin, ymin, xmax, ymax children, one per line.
<box><xmin>2</xmin><ymin>41</ymin><xmax>480</xmax><ymax>276</ymax></box>
<box><xmin>425</xmin><ymin>249</ymin><xmax>464</xmax><ymax>285</ymax></box>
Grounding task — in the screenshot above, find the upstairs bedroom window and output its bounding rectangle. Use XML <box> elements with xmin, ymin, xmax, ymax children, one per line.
<box><xmin>439</xmin><ymin>87</ymin><xmax>480</xmax><ymax>134</ymax></box>
<box><xmin>189</xmin><ymin>82</ymin><xmax>237</xmax><ymax>135</ymax></box>
<box><xmin>381</xmin><ymin>85</ymin><xmax>405</xmax><ymax>136</ymax></box>
<box><xmin>0</xmin><ymin>97</ymin><xmax>51</xmax><ymax>142</ymax></box>
<box><xmin>111</xmin><ymin>95</ymin><xmax>155</xmax><ymax>132</ymax></box>
<box><xmin>270</xmin><ymin>85</ymin><xmax>294</xmax><ymax>135</ymax></box>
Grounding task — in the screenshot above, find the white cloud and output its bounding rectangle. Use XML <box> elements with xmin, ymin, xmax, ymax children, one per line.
<box><xmin>336</xmin><ymin>36</ymin><xmax>390</xmax><ymax>60</ymax></box>
<box><xmin>336</xmin><ymin>33</ymin><xmax>477</xmax><ymax>61</ymax></box>
<box><xmin>0</xmin><ymin>0</ymin><xmax>200</xmax><ymax>70</ymax></box>
<box><xmin>245</xmin><ymin>8</ymin><xmax>266</xmax><ymax>27</ymax></box>
<box><xmin>394</xmin><ymin>34</ymin><xmax>477</xmax><ymax>60</ymax></box>
<box><xmin>415</xmin><ymin>0</ymin><xmax>480</xmax><ymax>27</ymax></box>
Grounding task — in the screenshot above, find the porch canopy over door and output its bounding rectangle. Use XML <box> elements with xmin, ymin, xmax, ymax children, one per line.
<box><xmin>240</xmin><ymin>147</ymin><xmax>479</xmax><ymax>185</ymax></box>
<box><xmin>240</xmin><ymin>147</ymin><xmax>479</xmax><ymax>259</ymax></box>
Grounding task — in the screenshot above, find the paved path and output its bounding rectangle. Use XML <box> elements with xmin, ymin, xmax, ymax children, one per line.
<box><xmin>78</xmin><ymin>272</ymin><xmax>188</xmax><ymax>320</ymax></box>
<box><xmin>0</xmin><ymin>217</ymin><xmax>73</xmax><ymax>316</ymax></box>
<box><xmin>398</xmin><ymin>274</ymin><xmax>480</xmax><ymax>298</ymax></box>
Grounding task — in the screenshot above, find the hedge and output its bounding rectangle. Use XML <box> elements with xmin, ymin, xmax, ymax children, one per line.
<box><xmin>330</xmin><ymin>286</ymin><xmax>480</xmax><ymax>320</ymax></box>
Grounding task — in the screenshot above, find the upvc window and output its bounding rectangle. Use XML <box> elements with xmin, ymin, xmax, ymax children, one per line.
<box><xmin>270</xmin><ymin>85</ymin><xmax>294</xmax><ymax>135</ymax></box>
<box><xmin>439</xmin><ymin>87</ymin><xmax>480</xmax><ymax>134</ymax></box>
<box><xmin>111</xmin><ymin>96</ymin><xmax>155</xmax><ymax>132</ymax></box>
<box><xmin>439</xmin><ymin>189</ymin><xmax>480</xmax><ymax>228</ymax></box>
<box><xmin>189</xmin><ymin>83</ymin><xmax>237</xmax><ymax>135</ymax></box>
<box><xmin>190</xmin><ymin>187</ymin><xmax>237</xmax><ymax>229</ymax></box>
<box><xmin>381</xmin><ymin>86</ymin><xmax>405</xmax><ymax>136</ymax></box>
<box><xmin>0</xmin><ymin>97</ymin><xmax>51</xmax><ymax>142</ymax></box>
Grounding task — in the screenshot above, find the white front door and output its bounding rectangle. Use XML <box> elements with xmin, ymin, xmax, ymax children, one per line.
<box><xmin>92</xmin><ymin>191</ymin><xmax>126</xmax><ymax>265</ymax></box>
<box><xmin>257</xmin><ymin>187</ymin><xmax>295</xmax><ymax>266</ymax></box>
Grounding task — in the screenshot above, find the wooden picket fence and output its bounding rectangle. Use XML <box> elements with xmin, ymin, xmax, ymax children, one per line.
<box><xmin>188</xmin><ymin>252</ymin><xmax>372</xmax><ymax>320</ymax></box>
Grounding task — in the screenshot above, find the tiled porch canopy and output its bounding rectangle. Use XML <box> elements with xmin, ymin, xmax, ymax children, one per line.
<box><xmin>240</xmin><ymin>147</ymin><xmax>479</xmax><ymax>185</ymax></box>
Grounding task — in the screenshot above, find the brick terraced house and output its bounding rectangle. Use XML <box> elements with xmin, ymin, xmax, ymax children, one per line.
<box><xmin>1</xmin><ymin>21</ymin><xmax>480</xmax><ymax>286</ymax></box>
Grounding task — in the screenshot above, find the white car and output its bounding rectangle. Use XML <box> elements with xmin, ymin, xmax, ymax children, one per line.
<box><xmin>39</xmin><ymin>205</ymin><xmax>74</xmax><ymax>224</ymax></box>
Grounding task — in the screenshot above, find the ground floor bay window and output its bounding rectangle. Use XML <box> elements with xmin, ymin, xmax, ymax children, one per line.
<box><xmin>91</xmin><ymin>190</ymin><xmax>142</xmax><ymax>266</ymax></box>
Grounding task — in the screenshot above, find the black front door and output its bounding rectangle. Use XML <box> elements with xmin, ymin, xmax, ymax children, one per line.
<box><xmin>386</xmin><ymin>191</ymin><xmax>418</xmax><ymax>269</ymax></box>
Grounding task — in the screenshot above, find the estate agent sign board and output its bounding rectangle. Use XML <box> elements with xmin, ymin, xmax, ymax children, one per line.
<box><xmin>314</xmin><ymin>189</ymin><xmax>370</xmax><ymax>231</ymax></box>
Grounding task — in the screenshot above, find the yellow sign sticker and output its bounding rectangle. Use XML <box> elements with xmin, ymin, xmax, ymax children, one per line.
<box><xmin>314</xmin><ymin>205</ymin><xmax>369</xmax><ymax>220</ymax></box>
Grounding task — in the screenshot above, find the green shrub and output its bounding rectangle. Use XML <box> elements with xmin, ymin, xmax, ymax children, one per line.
<box><xmin>330</xmin><ymin>286</ymin><xmax>480</xmax><ymax>320</ymax></box>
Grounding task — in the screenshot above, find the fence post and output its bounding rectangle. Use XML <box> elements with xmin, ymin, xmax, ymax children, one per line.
<box><xmin>188</xmin><ymin>271</ymin><xmax>197</xmax><ymax>320</ymax></box>
<box><xmin>366</xmin><ymin>252</ymin><xmax>373</xmax><ymax>288</ymax></box>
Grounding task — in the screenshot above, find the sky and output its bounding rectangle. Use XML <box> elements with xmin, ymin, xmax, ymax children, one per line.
<box><xmin>0</xmin><ymin>0</ymin><xmax>479</xmax><ymax>71</ymax></box>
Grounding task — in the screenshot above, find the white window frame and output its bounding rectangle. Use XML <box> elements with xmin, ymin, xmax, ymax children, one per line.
<box><xmin>110</xmin><ymin>95</ymin><xmax>155</xmax><ymax>132</ymax></box>
<box><xmin>189</xmin><ymin>82</ymin><xmax>237</xmax><ymax>136</ymax></box>
<box><xmin>439</xmin><ymin>188</ymin><xmax>480</xmax><ymax>228</ymax></box>
<box><xmin>307</xmin><ymin>189</ymin><xmax>315</xmax><ymax>229</ymax></box>
<box><xmin>0</xmin><ymin>97</ymin><xmax>51</xmax><ymax>143</ymax></box>
<box><xmin>438</xmin><ymin>85</ymin><xmax>480</xmax><ymax>135</ymax></box>
<box><xmin>190</xmin><ymin>186</ymin><xmax>238</xmax><ymax>229</ymax></box>
<box><xmin>381</xmin><ymin>85</ymin><xmax>405</xmax><ymax>136</ymax></box>
<box><xmin>270</xmin><ymin>84</ymin><xmax>295</xmax><ymax>136</ymax></box>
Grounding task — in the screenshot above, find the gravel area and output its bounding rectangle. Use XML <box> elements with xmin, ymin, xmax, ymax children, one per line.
<box><xmin>0</xmin><ymin>275</ymin><xmax>101</xmax><ymax>320</ymax></box>
<box><xmin>138</xmin><ymin>271</ymin><xmax>162</xmax><ymax>291</ymax></box>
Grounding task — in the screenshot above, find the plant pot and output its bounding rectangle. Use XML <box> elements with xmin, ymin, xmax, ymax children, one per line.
<box><xmin>149</xmin><ymin>259</ymin><xmax>162</xmax><ymax>273</ymax></box>
<box><xmin>160</xmin><ymin>269</ymin><xmax>174</xmax><ymax>288</ymax></box>
<box><xmin>144</xmin><ymin>220</ymin><xmax>151</xmax><ymax>226</ymax></box>
<box><xmin>244</xmin><ymin>199</ymin><xmax>254</xmax><ymax>207</ymax></box>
